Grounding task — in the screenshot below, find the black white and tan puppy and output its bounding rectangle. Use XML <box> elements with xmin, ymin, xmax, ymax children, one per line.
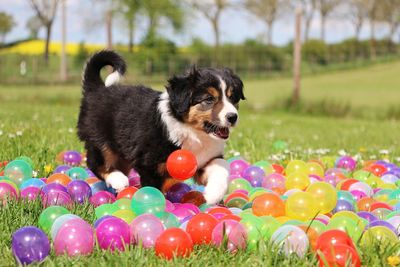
<box><xmin>77</xmin><ymin>51</ymin><xmax>245</xmax><ymax>204</ymax></box>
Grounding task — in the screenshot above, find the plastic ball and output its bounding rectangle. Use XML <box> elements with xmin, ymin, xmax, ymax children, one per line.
<box><xmin>361</xmin><ymin>226</ymin><xmax>399</xmax><ymax>246</ymax></box>
<box><xmin>318</xmin><ymin>244</ymin><xmax>361</xmax><ymax>267</ymax></box>
<box><xmin>212</xmin><ymin>219</ymin><xmax>247</xmax><ymax>252</ymax></box>
<box><xmin>241</xmin><ymin>215</ymin><xmax>266</xmax><ymax>250</ymax></box>
<box><xmin>166</xmin><ymin>182</ymin><xmax>191</xmax><ymax>203</ymax></box>
<box><xmin>307</xmin><ymin>162</ymin><xmax>324</xmax><ymax>177</ymax></box>
<box><xmin>38</xmin><ymin>206</ymin><xmax>70</xmax><ymax>233</ymax></box>
<box><xmin>348</xmin><ymin>182</ymin><xmax>373</xmax><ymax>197</ymax></box>
<box><xmin>285</xmin><ymin>172</ymin><xmax>310</xmax><ymax>190</ymax></box>
<box><xmin>262</xmin><ymin>173</ymin><xmax>285</xmax><ymax>190</ymax></box>
<box><xmin>306</xmin><ymin>182</ymin><xmax>337</xmax><ymax>214</ymax></box>
<box><xmin>131</xmin><ymin>186</ymin><xmax>166</xmax><ymax>216</ymax></box>
<box><xmin>116</xmin><ymin>186</ymin><xmax>138</xmax><ymax>200</ymax></box>
<box><xmin>157</xmin><ymin>212</ymin><xmax>180</xmax><ymax>228</ymax></box>
<box><xmin>67</xmin><ymin>180</ymin><xmax>92</xmax><ymax>203</ymax></box>
<box><xmin>155</xmin><ymin>228</ymin><xmax>193</xmax><ymax>260</ymax></box>
<box><xmin>66</xmin><ymin>167</ymin><xmax>89</xmax><ymax>180</ymax></box>
<box><xmin>50</xmin><ymin>214</ymin><xmax>80</xmax><ymax>240</ymax></box>
<box><xmin>42</xmin><ymin>190</ymin><xmax>73</xmax><ymax>208</ymax></box>
<box><xmin>181</xmin><ymin>191</ymin><xmax>206</xmax><ymax>206</ymax></box>
<box><xmin>336</xmin><ymin>156</ymin><xmax>357</xmax><ymax>171</ymax></box>
<box><xmin>333</xmin><ymin>199</ymin><xmax>354</xmax><ymax>213</ymax></box>
<box><xmin>63</xmin><ymin>151</ymin><xmax>82</xmax><ymax>166</ymax></box>
<box><xmin>252</xmin><ymin>192</ymin><xmax>285</xmax><ymax>217</ymax></box>
<box><xmin>228</xmin><ymin>178</ymin><xmax>252</xmax><ymax>194</ymax></box>
<box><xmin>166</xmin><ymin>150</ymin><xmax>197</xmax><ymax>180</ymax></box>
<box><xmin>54</xmin><ymin>218</ymin><xmax>94</xmax><ymax>256</ymax></box>
<box><xmin>96</xmin><ymin>217</ymin><xmax>131</xmax><ymax>251</ymax></box>
<box><xmin>54</xmin><ymin>165</ymin><xmax>70</xmax><ymax>174</ymax></box>
<box><xmin>112</xmin><ymin>209</ymin><xmax>136</xmax><ymax>224</ymax></box>
<box><xmin>315</xmin><ymin>229</ymin><xmax>355</xmax><ymax>252</ymax></box>
<box><xmin>20</xmin><ymin>178</ymin><xmax>45</xmax><ymax>189</ymax></box>
<box><xmin>95</xmin><ymin>203</ymin><xmax>119</xmax><ymax>219</ymax></box>
<box><xmin>20</xmin><ymin>186</ymin><xmax>42</xmax><ymax>200</ymax></box>
<box><xmin>130</xmin><ymin>214</ymin><xmax>164</xmax><ymax>248</ymax></box>
<box><xmin>285</xmin><ymin>160</ymin><xmax>308</xmax><ymax>175</ymax></box>
<box><xmin>12</xmin><ymin>226</ymin><xmax>50</xmax><ymax>265</ymax></box>
<box><xmin>242</xmin><ymin>166</ymin><xmax>265</xmax><ymax>187</ymax></box>
<box><xmin>271</xmin><ymin>225</ymin><xmax>309</xmax><ymax>257</ymax></box>
<box><xmin>230</xmin><ymin>159</ymin><xmax>250</xmax><ymax>175</ymax></box>
<box><xmin>186</xmin><ymin>213</ymin><xmax>218</xmax><ymax>245</ymax></box>
<box><xmin>0</xmin><ymin>181</ymin><xmax>19</xmax><ymax>201</ymax></box>
<box><xmin>46</xmin><ymin>173</ymin><xmax>71</xmax><ymax>186</ymax></box>
<box><xmin>89</xmin><ymin>191</ymin><xmax>116</xmax><ymax>207</ymax></box>
<box><xmin>42</xmin><ymin>183</ymin><xmax>67</xmax><ymax>194</ymax></box>
<box><xmin>4</xmin><ymin>160</ymin><xmax>33</xmax><ymax>186</ymax></box>
<box><xmin>326</xmin><ymin>217</ymin><xmax>362</xmax><ymax>241</ymax></box>
<box><xmin>286</xmin><ymin>191</ymin><xmax>317</xmax><ymax>221</ymax></box>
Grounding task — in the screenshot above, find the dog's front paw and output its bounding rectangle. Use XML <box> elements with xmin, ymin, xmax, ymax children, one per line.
<box><xmin>202</xmin><ymin>158</ymin><xmax>229</xmax><ymax>205</ymax></box>
<box><xmin>203</xmin><ymin>185</ymin><xmax>227</xmax><ymax>205</ymax></box>
<box><xmin>105</xmin><ymin>171</ymin><xmax>129</xmax><ymax>193</ymax></box>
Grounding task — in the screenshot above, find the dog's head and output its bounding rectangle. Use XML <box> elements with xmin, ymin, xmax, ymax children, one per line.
<box><xmin>166</xmin><ymin>66</ymin><xmax>245</xmax><ymax>140</ymax></box>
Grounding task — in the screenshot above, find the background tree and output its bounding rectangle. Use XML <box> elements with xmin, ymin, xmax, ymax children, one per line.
<box><xmin>188</xmin><ymin>0</ymin><xmax>231</xmax><ymax>49</ymax></box>
<box><xmin>363</xmin><ymin>0</ymin><xmax>384</xmax><ymax>59</ymax></box>
<box><xmin>245</xmin><ymin>0</ymin><xmax>288</xmax><ymax>45</ymax></box>
<box><xmin>28</xmin><ymin>0</ymin><xmax>60</xmax><ymax>62</ymax></box>
<box><xmin>294</xmin><ymin>0</ymin><xmax>317</xmax><ymax>42</ymax></box>
<box><xmin>382</xmin><ymin>0</ymin><xmax>400</xmax><ymax>42</ymax></box>
<box><xmin>26</xmin><ymin>16</ymin><xmax>43</xmax><ymax>39</ymax></box>
<box><xmin>317</xmin><ymin>0</ymin><xmax>340</xmax><ymax>41</ymax></box>
<box><xmin>0</xmin><ymin>11</ymin><xmax>15</xmax><ymax>44</ymax></box>
<box><xmin>347</xmin><ymin>0</ymin><xmax>367</xmax><ymax>40</ymax></box>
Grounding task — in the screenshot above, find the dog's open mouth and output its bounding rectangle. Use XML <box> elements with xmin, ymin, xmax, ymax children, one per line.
<box><xmin>204</xmin><ymin>121</ymin><xmax>230</xmax><ymax>139</ymax></box>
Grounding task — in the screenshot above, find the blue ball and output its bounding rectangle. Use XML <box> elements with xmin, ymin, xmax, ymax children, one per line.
<box><xmin>20</xmin><ymin>178</ymin><xmax>46</xmax><ymax>190</ymax></box>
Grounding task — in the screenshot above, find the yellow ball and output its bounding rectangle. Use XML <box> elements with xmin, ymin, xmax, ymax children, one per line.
<box><xmin>285</xmin><ymin>160</ymin><xmax>308</xmax><ymax>175</ymax></box>
<box><xmin>276</xmin><ymin>216</ymin><xmax>291</xmax><ymax>224</ymax></box>
<box><xmin>285</xmin><ymin>172</ymin><xmax>310</xmax><ymax>190</ymax></box>
<box><xmin>361</xmin><ymin>226</ymin><xmax>399</xmax><ymax>247</ymax></box>
<box><xmin>112</xmin><ymin>209</ymin><xmax>136</xmax><ymax>224</ymax></box>
<box><xmin>286</xmin><ymin>191</ymin><xmax>317</xmax><ymax>221</ymax></box>
<box><xmin>306</xmin><ymin>182</ymin><xmax>337</xmax><ymax>214</ymax></box>
<box><xmin>307</xmin><ymin>162</ymin><xmax>324</xmax><ymax>177</ymax></box>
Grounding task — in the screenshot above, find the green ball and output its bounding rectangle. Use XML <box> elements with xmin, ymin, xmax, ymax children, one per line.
<box><xmin>227</xmin><ymin>156</ymin><xmax>243</xmax><ymax>164</ymax></box>
<box><xmin>15</xmin><ymin>156</ymin><xmax>33</xmax><ymax>167</ymax></box>
<box><xmin>259</xmin><ymin>216</ymin><xmax>281</xmax><ymax>239</ymax></box>
<box><xmin>156</xmin><ymin>212</ymin><xmax>180</xmax><ymax>228</ymax></box>
<box><xmin>38</xmin><ymin>206</ymin><xmax>69</xmax><ymax>233</ymax></box>
<box><xmin>228</xmin><ymin>178</ymin><xmax>252</xmax><ymax>194</ymax></box>
<box><xmin>389</xmin><ymin>189</ymin><xmax>400</xmax><ymax>201</ymax></box>
<box><xmin>199</xmin><ymin>203</ymin><xmax>211</xmax><ymax>212</ymax></box>
<box><xmin>306</xmin><ymin>220</ymin><xmax>326</xmax><ymax>235</ymax></box>
<box><xmin>353</xmin><ymin>170</ymin><xmax>374</xmax><ymax>182</ymax></box>
<box><xmin>361</xmin><ymin>226</ymin><xmax>399</xmax><ymax>247</ymax></box>
<box><xmin>131</xmin><ymin>186</ymin><xmax>166</xmax><ymax>216</ymax></box>
<box><xmin>241</xmin><ymin>215</ymin><xmax>265</xmax><ymax>251</ymax></box>
<box><xmin>272</xmin><ymin>140</ymin><xmax>288</xmax><ymax>152</ymax></box>
<box><xmin>337</xmin><ymin>190</ymin><xmax>356</xmax><ymax>205</ymax></box>
<box><xmin>114</xmin><ymin>198</ymin><xmax>131</xmax><ymax>210</ymax></box>
<box><xmin>95</xmin><ymin>203</ymin><xmax>119</xmax><ymax>219</ymax></box>
<box><xmin>283</xmin><ymin>219</ymin><xmax>304</xmax><ymax>226</ymax></box>
<box><xmin>4</xmin><ymin>160</ymin><xmax>33</xmax><ymax>186</ymax></box>
<box><xmin>327</xmin><ymin>216</ymin><xmax>362</xmax><ymax>241</ymax></box>
<box><xmin>253</xmin><ymin>160</ymin><xmax>271</xmax><ymax>171</ymax></box>
<box><xmin>242</xmin><ymin>202</ymin><xmax>253</xmax><ymax>210</ymax></box>
<box><xmin>66</xmin><ymin>167</ymin><xmax>89</xmax><ymax>180</ymax></box>
<box><xmin>226</xmin><ymin>197</ymin><xmax>247</xmax><ymax>208</ymax></box>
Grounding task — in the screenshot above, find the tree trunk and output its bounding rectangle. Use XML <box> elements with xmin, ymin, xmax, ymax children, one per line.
<box><xmin>355</xmin><ymin>23</ymin><xmax>362</xmax><ymax>41</ymax></box>
<box><xmin>211</xmin><ymin>19</ymin><xmax>220</xmax><ymax>49</ymax></box>
<box><xmin>304</xmin><ymin>16</ymin><xmax>312</xmax><ymax>42</ymax></box>
<box><xmin>44</xmin><ymin>23</ymin><xmax>52</xmax><ymax>64</ymax></box>
<box><xmin>370</xmin><ymin>20</ymin><xmax>376</xmax><ymax>59</ymax></box>
<box><xmin>320</xmin><ymin>15</ymin><xmax>326</xmax><ymax>42</ymax></box>
<box><xmin>266</xmin><ymin>22</ymin><xmax>273</xmax><ymax>45</ymax></box>
<box><xmin>60</xmin><ymin>0</ymin><xmax>67</xmax><ymax>82</ymax></box>
<box><xmin>106</xmin><ymin>10</ymin><xmax>113</xmax><ymax>50</ymax></box>
<box><xmin>128</xmin><ymin>18</ymin><xmax>135</xmax><ymax>53</ymax></box>
<box><xmin>293</xmin><ymin>8</ymin><xmax>302</xmax><ymax>107</ymax></box>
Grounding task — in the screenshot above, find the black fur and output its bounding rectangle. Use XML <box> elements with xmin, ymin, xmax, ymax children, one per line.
<box><xmin>77</xmin><ymin>50</ymin><xmax>245</xmax><ymax>190</ymax></box>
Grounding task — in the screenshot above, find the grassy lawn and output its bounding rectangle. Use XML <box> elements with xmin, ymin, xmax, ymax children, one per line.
<box><xmin>0</xmin><ymin>61</ymin><xmax>400</xmax><ymax>266</ymax></box>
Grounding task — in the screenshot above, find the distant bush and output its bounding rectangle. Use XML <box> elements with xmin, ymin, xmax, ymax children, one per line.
<box><xmin>74</xmin><ymin>42</ymin><xmax>89</xmax><ymax>68</ymax></box>
<box><xmin>302</xmin><ymin>40</ymin><xmax>329</xmax><ymax>65</ymax></box>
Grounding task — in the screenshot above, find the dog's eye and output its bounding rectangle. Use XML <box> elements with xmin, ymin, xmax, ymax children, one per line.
<box><xmin>202</xmin><ymin>96</ymin><xmax>215</xmax><ymax>105</ymax></box>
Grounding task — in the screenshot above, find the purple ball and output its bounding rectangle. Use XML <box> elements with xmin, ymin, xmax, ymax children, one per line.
<box><xmin>165</xmin><ymin>183</ymin><xmax>191</xmax><ymax>203</ymax></box>
<box><xmin>84</xmin><ymin>168</ymin><xmax>96</xmax><ymax>178</ymax></box>
<box><xmin>333</xmin><ymin>199</ymin><xmax>354</xmax><ymax>213</ymax></box>
<box><xmin>94</xmin><ymin>215</ymin><xmax>114</xmax><ymax>228</ymax></box>
<box><xmin>171</xmin><ymin>206</ymin><xmax>195</xmax><ymax>223</ymax></box>
<box><xmin>230</xmin><ymin>159</ymin><xmax>249</xmax><ymax>176</ymax></box>
<box><xmin>90</xmin><ymin>191</ymin><xmax>116</xmax><ymax>207</ymax></box>
<box><xmin>67</xmin><ymin>180</ymin><xmax>92</xmax><ymax>203</ymax></box>
<box><xmin>54</xmin><ymin>165</ymin><xmax>71</xmax><ymax>174</ymax></box>
<box><xmin>165</xmin><ymin>200</ymin><xmax>175</xmax><ymax>212</ymax></box>
<box><xmin>357</xmin><ymin>211</ymin><xmax>378</xmax><ymax>223</ymax></box>
<box><xmin>42</xmin><ymin>190</ymin><xmax>73</xmax><ymax>208</ymax></box>
<box><xmin>63</xmin><ymin>151</ymin><xmax>82</xmax><ymax>166</ymax></box>
<box><xmin>241</xmin><ymin>166</ymin><xmax>265</xmax><ymax>187</ymax></box>
<box><xmin>12</xmin><ymin>226</ymin><xmax>50</xmax><ymax>265</ymax></box>
<box><xmin>336</xmin><ymin>156</ymin><xmax>356</xmax><ymax>171</ymax></box>
<box><xmin>96</xmin><ymin>217</ymin><xmax>131</xmax><ymax>251</ymax></box>
<box><xmin>324</xmin><ymin>174</ymin><xmax>340</xmax><ymax>187</ymax></box>
<box><xmin>21</xmin><ymin>187</ymin><xmax>43</xmax><ymax>200</ymax></box>
<box><xmin>367</xmin><ymin>220</ymin><xmax>398</xmax><ymax>234</ymax></box>
<box><xmin>42</xmin><ymin>183</ymin><xmax>68</xmax><ymax>194</ymax></box>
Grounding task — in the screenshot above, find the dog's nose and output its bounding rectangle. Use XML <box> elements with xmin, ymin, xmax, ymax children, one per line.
<box><xmin>226</xmin><ymin>113</ymin><xmax>238</xmax><ymax>125</ymax></box>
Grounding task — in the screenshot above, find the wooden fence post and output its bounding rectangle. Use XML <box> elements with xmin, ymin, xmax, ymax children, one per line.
<box><xmin>292</xmin><ymin>7</ymin><xmax>302</xmax><ymax>107</ymax></box>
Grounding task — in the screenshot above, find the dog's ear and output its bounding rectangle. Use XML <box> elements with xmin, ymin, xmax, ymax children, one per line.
<box><xmin>224</xmin><ymin>68</ymin><xmax>245</xmax><ymax>101</ymax></box>
<box><xmin>166</xmin><ymin>66</ymin><xmax>199</xmax><ymax>119</ymax></box>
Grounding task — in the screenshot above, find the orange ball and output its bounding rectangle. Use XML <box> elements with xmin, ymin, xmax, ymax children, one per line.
<box><xmin>46</xmin><ymin>173</ymin><xmax>71</xmax><ymax>186</ymax></box>
<box><xmin>207</xmin><ymin>207</ymin><xmax>232</xmax><ymax>216</ymax></box>
<box><xmin>186</xmin><ymin>213</ymin><xmax>218</xmax><ymax>245</ymax></box>
<box><xmin>155</xmin><ymin>228</ymin><xmax>193</xmax><ymax>260</ymax></box>
<box><xmin>298</xmin><ymin>225</ymin><xmax>319</xmax><ymax>251</ymax></box>
<box><xmin>85</xmin><ymin>177</ymin><xmax>100</xmax><ymax>185</ymax></box>
<box><xmin>166</xmin><ymin>150</ymin><xmax>197</xmax><ymax>180</ymax></box>
<box><xmin>252</xmin><ymin>193</ymin><xmax>285</xmax><ymax>217</ymax></box>
<box><xmin>116</xmin><ymin>186</ymin><xmax>138</xmax><ymax>200</ymax></box>
<box><xmin>221</xmin><ymin>214</ymin><xmax>241</xmax><ymax>222</ymax></box>
<box><xmin>224</xmin><ymin>192</ymin><xmax>249</xmax><ymax>204</ymax></box>
<box><xmin>357</xmin><ymin>197</ymin><xmax>376</xmax><ymax>211</ymax></box>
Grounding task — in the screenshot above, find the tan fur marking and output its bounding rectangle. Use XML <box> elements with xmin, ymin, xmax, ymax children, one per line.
<box><xmin>98</xmin><ymin>146</ymin><xmax>131</xmax><ymax>178</ymax></box>
<box><xmin>226</xmin><ymin>87</ymin><xmax>233</xmax><ymax>98</ymax></box>
<box><xmin>207</xmin><ymin>87</ymin><xmax>220</xmax><ymax>98</ymax></box>
<box><xmin>185</xmin><ymin>105</ymin><xmax>213</xmax><ymax>131</ymax></box>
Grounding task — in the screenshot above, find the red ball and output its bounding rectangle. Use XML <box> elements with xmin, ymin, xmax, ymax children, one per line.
<box><xmin>166</xmin><ymin>150</ymin><xmax>197</xmax><ymax>180</ymax></box>
<box><xmin>318</xmin><ymin>244</ymin><xmax>361</xmax><ymax>267</ymax></box>
<box><xmin>116</xmin><ymin>186</ymin><xmax>138</xmax><ymax>200</ymax></box>
<box><xmin>315</xmin><ymin>230</ymin><xmax>355</xmax><ymax>252</ymax></box>
<box><xmin>155</xmin><ymin>228</ymin><xmax>193</xmax><ymax>260</ymax></box>
<box><xmin>186</xmin><ymin>213</ymin><xmax>219</xmax><ymax>245</ymax></box>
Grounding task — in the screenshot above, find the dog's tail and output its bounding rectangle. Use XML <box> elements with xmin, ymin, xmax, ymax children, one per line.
<box><xmin>82</xmin><ymin>50</ymin><xmax>127</xmax><ymax>91</ymax></box>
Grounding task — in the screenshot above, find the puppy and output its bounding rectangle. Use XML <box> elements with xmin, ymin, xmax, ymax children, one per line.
<box><xmin>77</xmin><ymin>51</ymin><xmax>245</xmax><ymax>204</ymax></box>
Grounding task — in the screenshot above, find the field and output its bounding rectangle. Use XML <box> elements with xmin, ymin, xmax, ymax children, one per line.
<box><xmin>0</xmin><ymin>61</ymin><xmax>400</xmax><ymax>266</ymax></box>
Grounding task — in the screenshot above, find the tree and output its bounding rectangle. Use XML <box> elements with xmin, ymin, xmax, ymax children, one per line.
<box><xmin>114</xmin><ymin>0</ymin><xmax>142</xmax><ymax>52</ymax></box>
<box><xmin>245</xmin><ymin>0</ymin><xmax>288</xmax><ymax>45</ymax></box>
<box><xmin>26</xmin><ymin>16</ymin><xmax>43</xmax><ymax>39</ymax></box>
<box><xmin>188</xmin><ymin>0</ymin><xmax>231</xmax><ymax>49</ymax></box>
<box><xmin>363</xmin><ymin>0</ymin><xmax>384</xmax><ymax>59</ymax></box>
<box><xmin>142</xmin><ymin>0</ymin><xmax>184</xmax><ymax>42</ymax></box>
<box><xmin>28</xmin><ymin>0</ymin><xmax>60</xmax><ymax>63</ymax></box>
<box><xmin>348</xmin><ymin>0</ymin><xmax>367</xmax><ymax>40</ymax></box>
<box><xmin>317</xmin><ymin>0</ymin><xmax>340</xmax><ymax>41</ymax></box>
<box><xmin>382</xmin><ymin>0</ymin><xmax>400</xmax><ymax>41</ymax></box>
<box><xmin>0</xmin><ymin>11</ymin><xmax>15</xmax><ymax>44</ymax></box>
<box><xmin>294</xmin><ymin>0</ymin><xmax>317</xmax><ymax>41</ymax></box>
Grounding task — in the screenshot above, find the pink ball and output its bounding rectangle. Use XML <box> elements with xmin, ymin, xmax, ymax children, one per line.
<box><xmin>171</xmin><ymin>207</ymin><xmax>195</xmax><ymax>223</ymax></box>
<box><xmin>0</xmin><ymin>182</ymin><xmax>18</xmax><ymax>201</ymax></box>
<box><xmin>54</xmin><ymin>219</ymin><xmax>94</xmax><ymax>256</ymax></box>
<box><xmin>42</xmin><ymin>190</ymin><xmax>72</xmax><ymax>208</ymax></box>
<box><xmin>165</xmin><ymin>200</ymin><xmax>175</xmax><ymax>212</ymax></box>
<box><xmin>96</xmin><ymin>217</ymin><xmax>131</xmax><ymax>251</ymax></box>
<box><xmin>130</xmin><ymin>214</ymin><xmax>164</xmax><ymax>248</ymax></box>
<box><xmin>20</xmin><ymin>187</ymin><xmax>42</xmax><ymax>200</ymax></box>
<box><xmin>262</xmin><ymin>173</ymin><xmax>285</xmax><ymax>189</ymax></box>
<box><xmin>229</xmin><ymin>160</ymin><xmax>249</xmax><ymax>176</ymax></box>
<box><xmin>90</xmin><ymin>191</ymin><xmax>116</xmax><ymax>207</ymax></box>
<box><xmin>180</xmin><ymin>203</ymin><xmax>200</xmax><ymax>214</ymax></box>
<box><xmin>212</xmin><ymin>219</ymin><xmax>247</xmax><ymax>252</ymax></box>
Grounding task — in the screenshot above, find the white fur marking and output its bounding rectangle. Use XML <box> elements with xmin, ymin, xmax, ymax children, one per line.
<box><xmin>105</xmin><ymin>171</ymin><xmax>129</xmax><ymax>192</ymax></box>
<box><xmin>105</xmin><ymin>71</ymin><xmax>121</xmax><ymax>87</ymax></box>
<box><xmin>203</xmin><ymin>158</ymin><xmax>229</xmax><ymax>204</ymax></box>
<box><xmin>217</xmin><ymin>77</ymin><xmax>238</xmax><ymax>127</ymax></box>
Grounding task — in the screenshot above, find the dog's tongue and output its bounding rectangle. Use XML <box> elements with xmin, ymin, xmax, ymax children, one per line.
<box><xmin>216</xmin><ymin>127</ymin><xmax>229</xmax><ymax>139</ymax></box>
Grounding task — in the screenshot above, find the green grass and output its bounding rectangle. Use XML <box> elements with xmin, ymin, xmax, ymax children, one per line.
<box><xmin>1</xmin><ymin>62</ymin><xmax>400</xmax><ymax>266</ymax></box>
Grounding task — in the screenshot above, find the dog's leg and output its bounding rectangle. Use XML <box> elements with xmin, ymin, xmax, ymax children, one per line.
<box><xmin>104</xmin><ymin>171</ymin><xmax>129</xmax><ymax>192</ymax></box>
<box><xmin>199</xmin><ymin>158</ymin><xmax>229</xmax><ymax>205</ymax></box>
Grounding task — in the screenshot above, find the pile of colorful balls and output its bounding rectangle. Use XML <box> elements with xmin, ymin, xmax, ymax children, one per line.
<box><xmin>1</xmin><ymin>150</ymin><xmax>400</xmax><ymax>266</ymax></box>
